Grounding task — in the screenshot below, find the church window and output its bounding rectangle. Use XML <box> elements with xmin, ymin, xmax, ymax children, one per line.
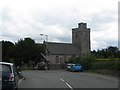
<box><xmin>56</xmin><ymin>56</ymin><xmax>59</xmax><ymax>64</ymax></box>
<box><xmin>76</xmin><ymin>34</ymin><xmax>77</xmax><ymax>38</ymax></box>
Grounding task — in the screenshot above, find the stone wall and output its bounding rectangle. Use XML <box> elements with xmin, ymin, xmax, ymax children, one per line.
<box><xmin>48</xmin><ymin>64</ymin><xmax>66</xmax><ymax>70</ymax></box>
<box><xmin>47</xmin><ymin>55</ymin><xmax>72</xmax><ymax>64</ymax></box>
<box><xmin>72</xmin><ymin>23</ymin><xmax>91</xmax><ymax>56</ymax></box>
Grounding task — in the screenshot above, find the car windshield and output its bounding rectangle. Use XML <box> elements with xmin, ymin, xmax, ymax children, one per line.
<box><xmin>0</xmin><ymin>64</ymin><xmax>11</xmax><ymax>73</ymax></box>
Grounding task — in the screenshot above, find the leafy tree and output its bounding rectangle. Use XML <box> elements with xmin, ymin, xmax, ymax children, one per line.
<box><xmin>13</xmin><ymin>38</ymin><xmax>44</xmax><ymax>66</ymax></box>
<box><xmin>2</xmin><ymin>38</ymin><xmax>44</xmax><ymax>67</ymax></box>
<box><xmin>68</xmin><ymin>56</ymin><xmax>80</xmax><ymax>64</ymax></box>
<box><xmin>79</xmin><ymin>54</ymin><xmax>96</xmax><ymax>69</ymax></box>
<box><xmin>91</xmin><ymin>46</ymin><xmax>120</xmax><ymax>58</ymax></box>
<box><xmin>107</xmin><ymin>46</ymin><xmax>119</xmax><ymax>58</ymax></box>
<box><xmin>2</xmin><ymin>41</ymin><xmax>14</xmax><ymax>62</ymax></box>
<box><xmin>68</xmin><ymin>54</ymin><xmax>96</xmax><ymax>70</ymax></box>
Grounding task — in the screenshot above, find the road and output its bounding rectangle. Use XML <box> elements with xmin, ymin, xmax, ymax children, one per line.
<box><xmin>18</xmin><ymin>70</ymin><xmax>118</xmax><ymax>89</ymax></box>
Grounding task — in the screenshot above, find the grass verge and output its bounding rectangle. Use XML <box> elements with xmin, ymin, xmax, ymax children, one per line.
<box><xmin>84</xmin><ymin>69</ymin><xmax>119</xmax><ymax>77</ymax></box>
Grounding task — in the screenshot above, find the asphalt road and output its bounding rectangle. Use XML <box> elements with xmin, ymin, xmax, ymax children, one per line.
<box><xmin>18</xmin><ymin>70</ymin><xmax>118</xmax><ymax>89</ymax></box>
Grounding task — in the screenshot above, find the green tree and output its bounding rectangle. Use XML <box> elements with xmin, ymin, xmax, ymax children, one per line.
<box><xmin>79</xmin><ymin>54</ymin><xmax>96</xmax><ymax>69</ymax></box>
<box><xmin>68</xmin><ymin>54</ymin><xmax>96</xmax><ymax>70</ymax></box>
<box><xmin>2</xmin><ymin>41</ymin><xmax>14</xmax><ymax>62</ymax></box>
<box><xmin>107</xmin><ymin>46</ymin><xmax>119</xmax><ymax>58</ymax></box>
<box><xmin>91</xmin><ymin>46</ymin><xmax>119</xmax><ymax>58</ymax></box>
<box><xmin>13</xmin><ymin>38</ymin><xmax>43</xmax><ymax>66</ymax></box>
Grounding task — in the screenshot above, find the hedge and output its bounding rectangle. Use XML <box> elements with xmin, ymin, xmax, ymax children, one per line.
<box><xmin>91</xmin><ymin>59</ymin><xmax>120</xmax><ymax>71</ymax></box>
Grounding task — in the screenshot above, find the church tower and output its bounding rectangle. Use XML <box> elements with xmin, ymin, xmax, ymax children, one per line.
<box><xmin>72</xmin><ymin>22</ymin><xmax>91</xmax><ymax>56</ymax></box>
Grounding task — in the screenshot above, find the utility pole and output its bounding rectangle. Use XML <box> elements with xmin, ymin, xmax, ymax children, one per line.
<box><xmin>40</xmin><ymin>34</ymin><xmax>48</xmax><ymax>42</ymax></box>
<box><xmin>45</xmin><ymin>35</ymin><xmax>48</xmax><ymax>41</ymax></box>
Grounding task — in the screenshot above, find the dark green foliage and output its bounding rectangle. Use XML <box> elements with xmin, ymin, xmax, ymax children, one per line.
<box><xmin>13</xmin><ymin>38</ymin><xmax>44</xmax><ymax>66</ymax></box>
<box><xmin>91</xmin><ymin>46</ymin><xmax>120</xmax><ymax>58</ymax></box>
<box><xmin>79</xmin><ymin>54</ymin><xmax>96</xmax><ymax>69</ymax></box>
<box><xmin>91</xmin><ymin>59</ymin><xmax>120</xmax><ymax>71</ymax></box>
<box><xmin>89</xmin><ymin>46</ymin><xmax>120</xmax><ymax>71</ymax></box>
<box><xmin>68</xmin><ymin>54</ymin><xmax>96</xmax><ymax>70</ymax></box>
<box><xmin>68</xmin><ymin>56</ymin><xmax>80</xmax><ymax>64</ymax></box>
<box><xmin>2</xmin><ymin>38</ymin><xmax>44</xmax><ymax>66</ymax></box>
<box><xmin>2</xmin><ymin>41</ymin><xmax>15</xmax><ymax>62</ymax></box>
<box><xmin>68</xmin><ymin>55</ymin><xmax>120</xmax><ymax>71</ymax></box>
<box><xmin>67</xmin><ymin>46</ymin><xmax>120</xmax><ymax>71</ymax></box>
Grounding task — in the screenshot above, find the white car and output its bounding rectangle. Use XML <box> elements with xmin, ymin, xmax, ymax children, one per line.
<box><xmin>66</xmin><ymin>63</ymin><xmax>75</xmax><ymax>71</ymax></box>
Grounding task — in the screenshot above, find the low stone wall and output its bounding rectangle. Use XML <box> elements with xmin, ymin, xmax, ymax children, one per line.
<box><xmin>48</xmin><ymin>64</ymin><xmax>66</xmax><ymax>70</ymax></box>
<box><xmin>20</xmin><ymin>63</ymin><xmax>66</xmax><ymax>70</ymax></box>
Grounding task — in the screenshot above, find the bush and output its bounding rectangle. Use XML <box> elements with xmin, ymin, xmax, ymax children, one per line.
<box><xmin>68</xmin><ymin>55</ymin><xmax>120</xmax><ymax>71</ymax></box>
<box><xmin>79</xmin><ymin>54</ymin><xmax>96</xmax><ymax>69</ymax></box>
<box><xmin>91</xmin><ymin>61</ymin><xmax>106</xmax><ymax>70</ymax></box>
<box><xmin>68</xmin><ymin>54</ymin><xmax>96</xmax><ymax>70</ymax></box>
<box><xmin>91</xmin><ymin>59</ymin><xmax>120</xmax><ymax>71</ymax></box>
<box><xmin>68</xmin><ymin>56</ymin><xmax>80</xmax><ymax>64</ymax></box>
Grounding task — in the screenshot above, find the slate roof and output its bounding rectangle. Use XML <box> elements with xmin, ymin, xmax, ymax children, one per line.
<box><xmin>44</xmin><ymin>42</ymin><xmax>81</xmax><ymax>55</ymax></box>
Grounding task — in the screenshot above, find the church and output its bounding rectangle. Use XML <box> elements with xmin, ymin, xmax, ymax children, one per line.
<box><xmin>43</xmin><ymin>22</ymin><xmax>91</xmax><ymax>69</ymax></box>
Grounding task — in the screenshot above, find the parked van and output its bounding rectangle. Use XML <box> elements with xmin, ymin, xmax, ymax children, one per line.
<box><xmin>66</xmin><ymin>63</ymin><xmax>75</xmax><ymax>71</ymax></box>
<box><xmin>0</xmin><ymin>62</ymin><xmax>20</xmax><ymax>90</ymax></box>
<box><xmin>69</xmin><ymin>64</ymin><xmax>83</xmax><ymax>72</ymax></box>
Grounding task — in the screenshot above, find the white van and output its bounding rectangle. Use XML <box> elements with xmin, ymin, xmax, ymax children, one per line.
<box><xmin>66</xmin><ymin>63</ymin><xmax>75</xmax><ymax>71</ymax></box>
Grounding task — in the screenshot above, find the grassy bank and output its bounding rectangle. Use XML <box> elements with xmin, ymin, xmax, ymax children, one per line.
<box><xmin>84</xmin><ymin>69</ymin><xmax>119</xmax><ymax>77</ymax></box>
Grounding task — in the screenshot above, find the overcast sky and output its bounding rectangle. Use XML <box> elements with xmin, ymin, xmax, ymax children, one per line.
<box><xmin>0</xmin><ymin>0</ymin><xmax>119</xmax><ymax>50</ymax></box>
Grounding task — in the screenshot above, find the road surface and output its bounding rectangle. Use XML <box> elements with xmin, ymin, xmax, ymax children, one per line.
<box><xmin>18</xmin><ymin>70</ymin><xmax>118</xmax><ymax>89</ymax></box>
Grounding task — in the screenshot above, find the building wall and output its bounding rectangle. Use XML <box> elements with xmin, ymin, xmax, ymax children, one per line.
<box><xmin>47</xmin><ymin>55</ymin><xmax>80</xmax><ymax>69</ymax></box>
<box><xmin>72</xmin><ymin>23</ymin><xmax>91</xmax><ymax>56</ymax></box>
<box><xmin>48</xmin><ymin>64</ymin><xmax>65</xmax><ymax>70</ymax></box>
<box><xmin>47</xmin><ymin>55</ymin><xmax>73</xmax><ymax>64</ymax></box>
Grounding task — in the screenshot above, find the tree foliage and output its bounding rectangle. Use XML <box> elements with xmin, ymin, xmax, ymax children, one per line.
<box><xmin>2</xmin><ymin>38</ymin><xmax>44</xmax><ymax>66</ymax></box>
<box><xmin>91</xmin><ymin>46</ymin><xmax>120</xmax><ymax>58</ymax></box>
<box><xmin>2</xmin><ymin>41</ymin><xmax>14</xmax><ymax>62</ymax></box>
<box><xmin>68</xmin><ymin>54</ymin><xmax>96</xmax><ymax>69</ymax></box>
<box><xmin>68</xmin><ymin>46</ymin><xmax>120</xmax><ymax>70</ymax></box>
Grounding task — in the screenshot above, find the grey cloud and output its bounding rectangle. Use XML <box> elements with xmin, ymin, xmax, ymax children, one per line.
<box><xmin>88</xmin><ymin>10</ymin><xmax>117</xmax><ymax>31</ymax></box>
<box><xmin>33</xmin><ymin>12</ymin><xmax>79</xmax><ymax>31</ymax></box>
<box><xmin>30</xmin><ymin>12</ymin><xmax>81</xmax><ymax>43</ymax></box>
<box><xmin>25</xmin><ymin>16</ymin><xmax>73</xmax><ymax>43</ymax></box>
<box><xmin>1</xmin><ymin>7</ymin><xmax>13</xmax><ymax>22</ymax></box>
<box><xmin>0</xmin><ymin>7</ymin><xmax>20</xmax><ymax>42</ymax></box>
<box><xmin>57</xmin><ymin>36</ymin><xmax>72</xmax><ymax>43</ymax></box>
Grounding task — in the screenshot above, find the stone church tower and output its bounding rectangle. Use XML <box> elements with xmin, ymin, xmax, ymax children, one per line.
<box><xmin>72</xmin><ymin>22</ymin><xmax>91</xmax><ymax>56</ymax></box>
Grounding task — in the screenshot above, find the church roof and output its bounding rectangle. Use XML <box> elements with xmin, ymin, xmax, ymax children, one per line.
<box><xmin>44</xmin><ymin>42</ymin><xmax>81</xmax><ymax>55</ymax></box>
